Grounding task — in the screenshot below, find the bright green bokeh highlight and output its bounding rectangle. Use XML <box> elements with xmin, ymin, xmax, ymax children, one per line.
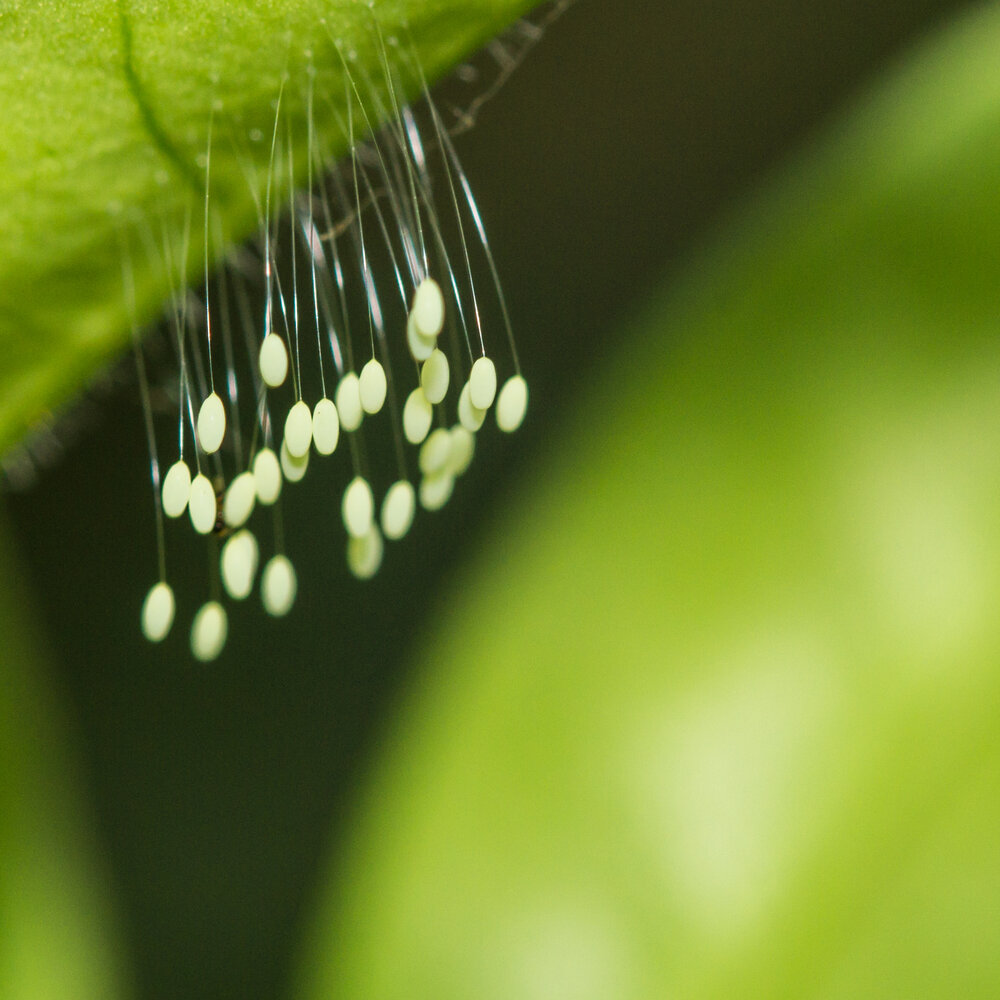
<box><xmin>296</xmin><ymin>4</ymin><xmax>1000</xmax><ymax>997</ymax></box>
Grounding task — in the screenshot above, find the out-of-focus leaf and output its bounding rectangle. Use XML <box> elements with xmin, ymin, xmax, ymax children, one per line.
<box><xmin>0</xmin><ymin>0</ymin><xmax>534</xmax><ymax>456</ymax></box>
<box><xmin>293</xmin><ymin>3</ymin><xmax>1000</xmax><ymax>997</ymax></box>
<box><xmin>0</xmin><ymin>523</ymin><xmax>128</xmax><ymax>999</ymax></box>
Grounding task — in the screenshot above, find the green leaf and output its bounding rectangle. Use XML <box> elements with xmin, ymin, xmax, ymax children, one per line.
<box><xmin>0</xmin><ymin>521</ymin><xmax>129</xmax><ymax>999</ymax></box>
<box><xmin>293</xmin><ymin>4</ymin><xmax>1000</xmax><ymax>997</ymax></box>
<box><xmin>0</xmin><ymin>0</ymin><xmax>534</xmax><ymax>456</ymax></box>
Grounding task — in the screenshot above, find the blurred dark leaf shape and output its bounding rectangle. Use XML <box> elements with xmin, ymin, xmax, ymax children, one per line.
<box><xmin>0</xmin><ymin>523</ymin><xmax>128</xmax><ymax>1000</ymax></box>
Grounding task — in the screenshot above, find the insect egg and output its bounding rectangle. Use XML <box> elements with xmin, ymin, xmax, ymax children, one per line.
<box><xmin>261</xmin><ymin>555</ymin><xmax>297</xmax><ymax>617</ymax></box>
<box><xmin>196</xmin><ymin>392</ymin><xmax>227</xmax><ymax>454</ymax></box>
<box><xmin>127</xmin><ymin>12</ymin><xmax>543</xmax><ymax>658</ymax></box>
<box><xmin>190</xmin><ymin>601</ymin><xmax>228</xmax><ymax>661</ymax></box>
<box><xmin>259</xmin><ymin>333</ymin><xmax>289</xmax><ymax>387</ymax></box>
<box><xmin>162</xmin><ymin>460</ymin><xmax>192</xmax><ymax>518</ymax></box>
<box><xmin>311</xmin><ymin>397</ymin><xmax>340</xmax><ymax>455</ymax></box>
<box><xmin>358</xmin><ymin>358</ymin><xmax>388</xmax><ymax>414</ymax></box>
<box><xmin>141</xmin><ymin>582</ymin><xmax>176</xmax><ymax>643</ymax></box>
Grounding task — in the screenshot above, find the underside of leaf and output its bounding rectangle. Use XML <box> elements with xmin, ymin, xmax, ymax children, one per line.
<box><xmin>0</xmin><ymin>0</ymin><xmax>535</xmax><ymax>457</ymax></box>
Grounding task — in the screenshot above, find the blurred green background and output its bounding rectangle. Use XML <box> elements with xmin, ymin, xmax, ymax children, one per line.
<box><xmin>3</xmin><ymin>0</ymin><xmax>1000</xmax><ymax>998</ymax></box>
